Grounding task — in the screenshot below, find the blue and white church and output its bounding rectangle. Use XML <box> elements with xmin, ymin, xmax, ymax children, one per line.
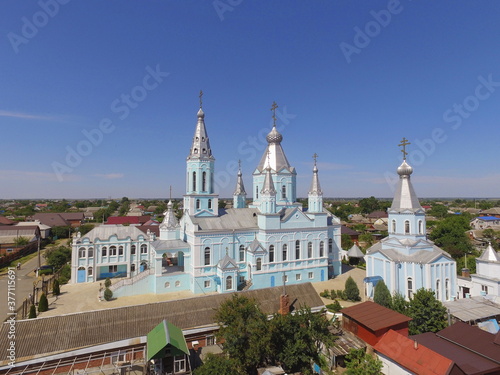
<box><xmin>365</xmin><ymin>139</ymin><xmax>457</xmax><ymax>303</ymax></box>
<box><xmin>71</xmin><ymin>100</ymin><xmax>342</xmax><ymax>296</ymax></box>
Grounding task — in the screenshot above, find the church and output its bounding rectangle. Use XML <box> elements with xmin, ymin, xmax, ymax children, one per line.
<box><xmin>71</xmin><ymin>99</ymin><xmax>343</xmax><ymax>296</ymax></box>
<box><xmin>365</xmin><ymin>139</ymin><xmax>457</xmax><ymax>302</ymax></box>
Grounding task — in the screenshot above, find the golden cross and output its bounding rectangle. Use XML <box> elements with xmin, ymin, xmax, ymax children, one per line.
<box><xmin>312</xmin><ymin>153</ymin><xmax>318</xmax><ymax>165</ymax></box>
<box><xmin>199</xmin><ymin>90</ymin><xmax>203</xmax><ymax>108</ymax></box>
<box><xmin>398</xmin><ymin>137</ymin><xmax>411</xmax><ymax>160</ymax></box>
<box><xmin>271</xmin><ymin>101</ymin><xmax>278</xmax><ymax>127</ymax></box>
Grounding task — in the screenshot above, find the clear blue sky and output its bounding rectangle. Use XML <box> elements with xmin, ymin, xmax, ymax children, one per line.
<box><xmin>1</xmin><ymin>1</ymin><xmax>500</xmax><ymax>199</ymax></box>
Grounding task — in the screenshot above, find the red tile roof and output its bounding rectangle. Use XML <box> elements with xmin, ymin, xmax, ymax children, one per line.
<box><xmin>375</xmin><ymin>330</ymin><xmax>456</xmax><ymax>375</ymax></box>
<box><xmin>0</xmin><ymin>216</ymin><xmax>15</xmax><ymax>225</ymax></box>
<box><xmin>106</xmin><ymin>216</ymin><xmax>141</xmax><ymax>225</ymax></box>
<box><xmin>341</xmin><ymin>301</ymin><xmax>412</xmax><ymax>332</ymax></box>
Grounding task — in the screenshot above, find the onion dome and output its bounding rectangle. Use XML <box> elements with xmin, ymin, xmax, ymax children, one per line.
<box><xmin>397</xmin><ymin>160</ymin><xmax>413</xmax><ymax>176</ymax></box>
<box><xmin>266</xmin><ymin>125</ymin><xmax>283</xmax><ymax>144</ymax></box>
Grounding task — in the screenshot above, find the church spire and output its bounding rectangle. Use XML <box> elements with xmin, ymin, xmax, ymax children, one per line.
<box><xmin>160</xmin><ymin>200</ymin><xmax>179</xmax><ymax>229</ymax></box>
<box><xmin>308</xmin><ymin>153</ymin><xmax>323</xmax><ymax>213</ymax></box>
<box><xmin>390</xmin><ymin>138</ymin><xmax>422</xmax><ymax>211</ymax></box>
<box><xmin>233</xmin><ymin>160</ymin><xmax>247</xmax><ymax>209</ymax></box>
<box><xmin>188</xmin><ymin>90</ymin><xmax>213</xmax><ymax>161</ymax></box>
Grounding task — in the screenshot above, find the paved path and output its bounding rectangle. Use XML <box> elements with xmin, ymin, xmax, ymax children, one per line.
<box><xmin>37</xmin><ymin>265</ymin><xmax>367</xmax><ymax>318</ymax></box>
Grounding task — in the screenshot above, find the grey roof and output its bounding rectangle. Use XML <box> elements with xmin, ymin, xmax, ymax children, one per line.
<box><xmin>187</xmin><ymin>108</ymin><xmax>214</xmax><ymax>161</ymax></box>
<box><xmin>248</xmin><ymin>237</ymin><xmax>266</xmax><ymax>254</ymax></box>
<box><xmin>256</xmin><ymin>126</ymin><xmax>295</xmax><ymax>174</ymax></box>
<box><xmin>308</xmin><ymin>163</ymin><xmax>322</xmax><ymax>195</ymax></box>
<box><xmin>367</xmin><ymin>239</ymin><xmax>453</xmax><ymax>264</ymax></box>
<box><xmin>0</xmin><ymin>283</ymin><xmax>324</xmax><ymax>365</ymax></box>
<box><xmin>389</xmin><ymin>160</ymin><xmax>423</xmax><ymax>213</ymax></box>
<box><xmin>477</xmin><ymin>243</ymin><xmax>500</xmax><ymax>262</ymax></box>
<box><xmin>347</xmin><ymin>244</ymin><xmax>364</xmax><ymax>258</ymax></box>
<box><xmin>191</xmin><ymin>208</ymin><xmax>259</xmax><ymax>231</ymax></box>
<box><xmin>261</xmin><ymin>167</ymin><xmax>277</xmax><ymax>195</ymax></box>
<box><xmin>444</xmin><ymin>296</ymin><xmax>500</xmax><ymax>322</ymax></box>
<box><xmin>218</xmin><ymin>254</ymin><xmax>238</xmax><ymax>270</ymax></box>
<box><xmin>233</xmin><ymin>168</ymin><xmax>246</xmax><ymax>196</ymax></box>
<box><xmin>151</xmin><ymin>239</ymin><xmax>189</xmax><ymax>251</ymax></box>
<box><xmin>481</xmin><ymin>207</ymin><xmax>500</xmax><ymax>215</ymax></box>
<box><xmin>78</xmin><ymin>225</ymin><xmax>148</xmax><ymax>243</ymax></box>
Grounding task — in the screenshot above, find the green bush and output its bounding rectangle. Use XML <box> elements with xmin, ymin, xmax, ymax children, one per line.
<box><xmin>103</xmin><ymin>288</ymin><xmax>113</xmax><ymax>301</ymax></box>
<box><xmin>337</xmin><ymin>290</ymin><xmax>346</xmax><ymax>300</ymax></box>
<box><xmin>38</xmin><ymin>293</ymin><xmax>48</xmax><ymax>312</ymax></box>
<box><xmin>58</xmin><ymin>264</ymin><xmax>71</xmax><ymax>284</ymax></box>
<box><xmin>330</xmin><ymin>289</ymin><xmax>337</xmax><ymax>299</ymax></box>
<box><xmin>52</xmin><ymin>279</ymin><xmax>60</xmax><ymax>296</ymax></box>
<box><xmin>104</xmin><ymin>278</ymin><xmax>112</xmax><ymax>288</ymax></box>
<box><xmin>326</xmin><ymin>300</ymin><xmax>342</xmax><ymax>313</ymax></box>
<box><xmin>319</xmin><ymin>290</ymin><xmax>330</xmax><ymax>298</ymax></box>
<box><xmin>28</xmin><ymin>304</ymin><xmax>37</xmax><ymax>319</ymax></box>
<box><xmin>345</xmin><ymin>276</ymin><xmax>361</xmax><ymax>302</ymax></box>
<box><xmin>38</xmin><ymin>268</ymin><xmax>53</xmax><ymax>276</ymax></box>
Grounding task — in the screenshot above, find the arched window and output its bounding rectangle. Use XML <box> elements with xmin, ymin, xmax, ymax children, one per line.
<box><xmin>295</xmin><ymin>240</ymin><xmax>300</xmax><ymax>260</ymax></box>
<box><xmin>418</xmin><ymin>220</ymin><xmax>423</xmax><ymax>235</ymax></box>
<box><xmin>165</xmin><ymin>282</ymin><xmax>170</xmax><ymax>288</ymax></box>
<box><xmin>445</xmin><ymin>279</ymin><xmax>450</xmax><ymax>300</ymax></box>
<box><xmin>239</xmin><ymin>245</ymin><xmax>245</xmax><ymax>262</ymax></box>
<box><xmin>109</xmin><ymin>246</ymin><xmax>117</xmax><ymax>256</ymax></box>
<box><xmin>256</xmin><ymin>258</ymin><xmax>262</xmax><ymax>271</ymax></box>
<box><xmin>282</xmin><ymin>244</ymin><xmax>287</xmax><ymax>261</ymax></box>
<box><xmin>140</xmin><ymin>244</ymin><xmax>147</xmax><ymax>254</ymax></box>
<box><xmin>307</xmin><ymin>242</ymin><xmax>312</xmax><ymax>258</ymax></box>
<box><xmin>404</xmin><ymin>220</ymin><xmax>410</xmax><ymax>234</ymax></box>
<box><xmin>269</xmin><ymin>245</ymin><xmax>275</xmax><ymax>263</ymax></box>
<box><xmin>407</xmin><ymin>277</ymin><xmax>414</xmax><ymax>299</ymax></box>
<box><xmin>328</xmin><ymin>238</ymin><xmax>333</xmax><ymax>254</ymax></box>
<box><xmin>88</xmin><ymin>247</ymin><xmax>94</xmax><ymax>258</ymax></box>
<box><xmin>175</xmin><ymin>281</ymin><xmax>180</xmax><ymax>287</ymax></box>
<box><xmin>196</xmin><ymin>199</ymin><xmax>200</xmax><ymax>209</ymax></box>
<box><xmin>282</xmin><ymin>185</ymin><xmax>286</xmax><ymax>199</ymax></box>
<box><xmin>78</xmin><ymin>247</ymin><xmax>86</xmax><ymax>258</ymax></box>
<box><xmin>256</xmin><ymin>186</ymin><xmax>259</xmax><ymax>199</ymax></box>
<box><xmin>102</xmin><ymin>246</ymin><xmax>107</xmax><ymax>256</ymax></box>
<box><xmin>204</xmin><ymin>247</ymin><xmax>210</xmax><ymax>265</ymax></box>
<box><xmin>226</xmin><ymin>276</ymin><xmax>233</xmax><ymax>290</ymax></box>
<box><xmin>118</xmin><ymin>246</ymin><xmax>123</xmax><ymax>256</ymax></box>
<box><xmin>319</xmin><ymin>241</ymin><xmax>324</xmax><ymax>257</ymax></box>
<box><xmin>131</xmin><ymin>245</ymin><xmax>136</xmax><ymax>255</ymax></box>
<box><xmin>392</xmin><ymin>220</ymin><xmax>396</xmax><ymax>233</ymax></box>
<box><xmin>202</xmin><ymin>171</ymin><xmax>207</xmax><ymax>191</ymax></box>
<box><xmin>88</xmin><ymin>267</ymin><xmax>93</xmax><ymax>276</ymax></box>
<box><xmin>193</xmin><ymin>171</ymin><xmax>197</xmax><ymax>191</ymax></box>
<box><xmin>436</xmin><ymin>279</ymin><xmax>441</xmax><ymax>300</ymax></box>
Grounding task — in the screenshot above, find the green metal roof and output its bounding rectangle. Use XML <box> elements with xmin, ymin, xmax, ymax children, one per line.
<box><xmin>147</xmin><ymin>320</ymin><xmax>189</xmax><ymax>361</ymax></box>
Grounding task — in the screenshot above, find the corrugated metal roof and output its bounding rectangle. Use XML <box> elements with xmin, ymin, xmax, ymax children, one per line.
<box><xmin>192</xmin><ymin>208</ymin><xmax>259</xmax><ymax>231</ymax></box>
<box><xmin>375</xmin><ymin>330</ymin><xmax>454</xmax><ymax>375</ymax></box>
<box><xmin>0</xmin><ymin>283</ymin><xmax>323</xmax><ymax>364</ymax></box>
<box><xmin>329</xmin><ymin>330</ymin><xmax>366</xmax><ymax>356</ymax></box>
<box><xmin>444</xmin><ymin>296</ymin><xmax>500</xmax><ymax>322</ymax></box>
<box><xmin>79</xmin><ymin>224</ymin><xmax>148</xmax><ymax>242</ymax></box>
<box><xmin>341</xmin><ymin>301</ymin><xmax>411</xmax><ymax>332</ymax></box>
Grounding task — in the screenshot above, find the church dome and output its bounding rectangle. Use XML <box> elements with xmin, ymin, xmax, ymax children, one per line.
<box><xmin>197</xmin><ymin>108</ymin><xmax>205</xmax><ymax>118</ymax></box>
<box><xmin>266</xmin><ymin>126</ymin><xmax>283</xmax><ymax>144</ymax></box>
<box><xmin>397</xmin><ymin>160</ymin><xmax>413</xmax><ymax>176</ymax></box>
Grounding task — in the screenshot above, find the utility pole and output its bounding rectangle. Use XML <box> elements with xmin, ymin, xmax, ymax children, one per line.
<box><xmin>37</xmin><ymin>234</ymin><xmax>41</xmax><ymax>271</ymax></box>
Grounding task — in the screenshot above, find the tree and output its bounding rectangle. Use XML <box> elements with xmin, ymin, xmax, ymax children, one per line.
<box><xmin>28</xmin><ymin>304</ymin><xmax>37</xmax><ymax>319</ymax></box>
<box><xmin>269</xmin><ymin>307</ymin><xmax>335</xmax><ymax>374</ymax></box>
<box><xmin>78</xmin><ymin>223</ymin><xmax>95</xmax><ymax>236</ymax></box>
<box><xmin>38</xmin><ymin>293</ymin><xmax>48</xmax><ymax>312</ymax></box>
<box><xmin>103</xmin><ymin>288</ymin><xmax>113</xmax><ymax>301</ymax></box>
<box><xmin>194</xmin><ymin>354</ymin><xmax>243</xmax><ymax>375</ymax></box>
<box><xmin>345</xmin><ymin>348</ymin><xmax>383</xmax><ymax>375</ymax></box>
<box><xmin>373</xmin><ymin>280</ymin><xmax>392</xmax><ymax>309</ymax></box>
<box><xmin>358</xmin><ymin>233</ymin><xmax>373</xmax><ymax>249</ymax></box>
<box><xmin>341</xmin><ymin>234</ymin><xmax>354</xmax><ymax>250</ymax></box>
<box><xmin>45</xmin><ymin>246</ymin><xmax>72</xmax><ymax>270</ymax></box>
<box><xmin>52</xmin><ymin>279</ymin><xmax>60</xmax><ymax>296</ymax></box>
<box><xmin>345</xmin><ymin>276</ymin><xmax>361</xmax><ymax>301</ymax></box>
<box><xmin>14</xmin><ymin>236</ymin><xmax>30</xmax><ymax>246</ymax></box>
<box><xmin>427</xmin><ymin>204</ymin><xmax>449</xmax><ymax>219</ymax></box>
<box><xmin>391</xmin><ymin>292</ymin><xmax>409</xmax><ymax>315</ymax></box>
<box><xmin>104</xmin><ymin>278</ymin><xmax>112</xmax><ymax>288</ymax></box>
<box><xmin>407</xmin><ymin>288</ymin><xmax>447</xmax><ymax>335</ymax></box>
<box><xmin>358</xmin><ymin>196</ymin><xmax>381</xmax><ymax>214</ymax></box>
<box><xmin>429</xmin><ymin>215</ymin><xmax>474</xmax><ymax>258</ymax></box>
<box><xmin>214</xmin><ymin>295</ymin><xmax>270</xmax><ymax>374</ymax></box>
<box><xmin>50</xmin><ymin>226</ymin><xmax>72</xmax><ymax>239</ymax></box>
